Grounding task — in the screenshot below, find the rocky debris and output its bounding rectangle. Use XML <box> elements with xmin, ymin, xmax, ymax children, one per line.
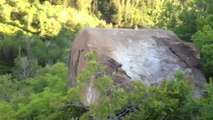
<box><xmin>98</xmin><ymin>55</ymin><xmax>132</xmax><ymax>90</ymax></box>
<box><xmin>68</xmin><ymin>27</ymin><xmax>206</xmax><ymax>106</ymax></box>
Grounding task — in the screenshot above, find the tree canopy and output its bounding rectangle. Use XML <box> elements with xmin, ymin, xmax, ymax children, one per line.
<box><xmin>0</xmin><ymin>0</ymin><xmax>213</xmax><ymax>119</ymax></box>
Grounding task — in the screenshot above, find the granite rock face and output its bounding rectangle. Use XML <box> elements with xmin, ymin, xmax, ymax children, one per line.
<box><xmin>69</xmin><ymin>27</ymin><xmax>206</xmax><ymax>106</ymax></box>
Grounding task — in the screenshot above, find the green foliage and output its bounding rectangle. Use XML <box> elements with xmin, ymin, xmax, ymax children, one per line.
<box><xmin>76</xmin><ymin>51</ymin><xmax>129</xmax><ymax>119</ymax></box>
<box><xmin>197</xmin><ymin>79</ymin><xmax>213</xmax><ymax>120</ymax></box>
<box><xmin>192</xmin><ymin>25</ymin><xmax>213</xmax><ymax>78</ymax></box>
<box><xmin>89</xmin><ymin>88</ymin><xmax>129</xmax><ymax>119</ymax></box>
<box><xmin>0</xmin><ymin>0</ymin><xmax>212</xmax><ymax>78</ymax></box>
<box><xmin>86</xmin><ymin>72</ymin><xmax>195</xmax><ymax>120</ymax></box>
<box><xmin>15</xmin><ymin>88</ymin><xmax>63</xmax><ymax>120</ymax></box>
<box><xmin>75</xmin><ymin>52</ymin><xmax>197</xmax><ymax>120</ymax></box>
<box><xmin>0</xmin><ymin>52</ymin><xmax>211</xmax><ymax>120</ymax></box>
<box><xmin>12</xmin><ymin>56</ymin><xmax>40</xmax><ymax>80</ymax></box>
<box><xmin>77</xmin><ymin>51</ymin><xmax>104</xmax><ymax>85</ymax></box>
<box><xmin>172</xmin><ymin>9</ymin><xmax>198</xmax><ymax>40</ymax></box>
<box><xmin>0</xmin><ymin>63</ymin><xmax>86</xmax><ymax>119</ymax></box>
<box><xmin>0</xmin><ymin>101</ymin><xmax>15</xmax><ymax>120</ymax></box>
<box><xmin>20</xmin><ymin>63</ymin><xmax>86</xmax><ymax>119</ymax></box>
<box><xmin>94</xmin><ymin>75</ymin><xmax>114</xmax><ymax>94</ymax></box>
<box><xmin>0</xmin><ymin>0</ymin><xmax>213</xmax><ymax>119</ymax></box>
<box><xmin>28</xmin><ymin>63</ymin><xmax>68</xmax><ymax>94</ymax></box>
<box><xmin>125</xmin><ymin>75</ymin><xmax>194</xmax><ymax>120</ymax></box>
<box><xmin>58</xmin><ymin>87</ymin><xmax>86</xmax><ymax>119</ymax></box>
<box><xmin>0</xmin><ymin>0</ymin><xmax>107</xmax><ymax>75</ymax></box>
<box><xmin>0</xmin><ymin>23</ymin><xmax>30</xmax><ymax>74</ymax></box>
<box><xmin>0</xmin><ymin>74</ymin><xmax>21</xmax><ymax>102</ymax></box>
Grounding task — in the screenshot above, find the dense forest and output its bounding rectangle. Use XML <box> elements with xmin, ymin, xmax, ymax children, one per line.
<box><xmin>0</xmin><ymin>0</ymin><xmax>213</xmax><ymax>119</ymax></box>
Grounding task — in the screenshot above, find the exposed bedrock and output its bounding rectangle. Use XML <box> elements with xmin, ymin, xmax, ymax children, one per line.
<box><xmin>69</xmin><ymin>27</ymin><xmax>206</xmax><ymax>106</ymax></box>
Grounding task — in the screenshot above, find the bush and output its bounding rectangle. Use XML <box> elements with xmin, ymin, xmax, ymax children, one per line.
<box><xmin>198</xmin><ymin>79</ymin><xmax>213</xmax><ymax>120</ymax></box>
<box><xmin>86</xmin><ymin>72</ymin><xmax>195</xmax><ymax>120</ymax></box>
<box><xmin>192</xmin><ymin>25</ymin><xmax>213</xmax><ymax>78</ymax></box>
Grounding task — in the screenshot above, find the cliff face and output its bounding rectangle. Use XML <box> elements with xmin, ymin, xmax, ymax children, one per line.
<box><xmin>69</xmin><ymin>27</ymin><xmax>206</xmax><ymax>106</ymax></box>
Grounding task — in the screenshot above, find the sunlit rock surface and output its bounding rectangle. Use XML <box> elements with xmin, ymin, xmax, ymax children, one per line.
<box><xmin>69</xmin><ymin>27</ymin><xmax>206</xmax><ymax>106</ymax></box>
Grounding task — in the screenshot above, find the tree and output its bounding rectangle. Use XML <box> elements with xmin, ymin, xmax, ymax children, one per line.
<box><xmin>192</xmin><ymin>25</ymin><xmax>213</xmax><ymax>78</ymax></box>
<box><xmin>0</xmin><ymin>74</ymin><xmax>20</xmax><ymax>102</ymax></box>
<box><xmin>198</xmin><ymin>79</ymin><xmax>213</xmax><ymax>120</ymax></box>
<box><xmin>12</xmin><ymin>56</ymin><xmax>40</xmax><ymax>80</ymax></box>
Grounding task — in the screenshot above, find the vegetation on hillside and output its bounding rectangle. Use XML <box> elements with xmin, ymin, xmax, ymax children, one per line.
<box><xmin>0</xmin><ymin>0</ymin><xmax>213</xmax><ymax>119</ymax></box>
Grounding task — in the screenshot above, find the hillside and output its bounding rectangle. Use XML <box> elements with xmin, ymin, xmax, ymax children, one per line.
<box><xmin>0</xmin><ymin>0</ymin><xmax>212</xmax><ymax>119</ymax></box>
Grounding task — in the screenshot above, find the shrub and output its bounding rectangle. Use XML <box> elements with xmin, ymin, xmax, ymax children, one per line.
<box><xmin>192</xmin><ymin>25</ymin><xmax>213</xmax><ymax>78</ymax></box>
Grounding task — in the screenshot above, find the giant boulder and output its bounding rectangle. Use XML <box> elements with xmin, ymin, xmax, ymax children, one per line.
<box><xmin>69</xmin><ymin>27</ymin><xmax>206</xmax><ymax>106</ymax></box>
